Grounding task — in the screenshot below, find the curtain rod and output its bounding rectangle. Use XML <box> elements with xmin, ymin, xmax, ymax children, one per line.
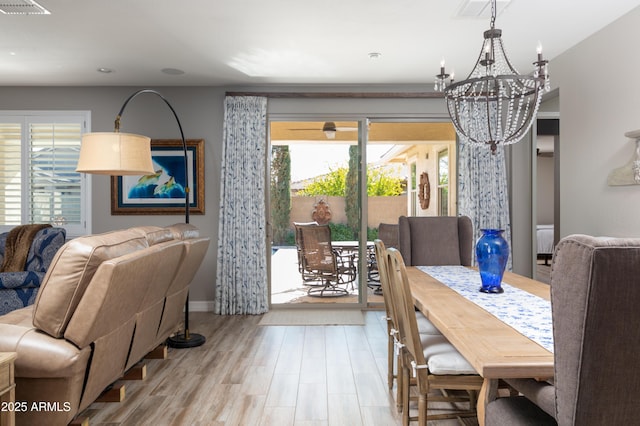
<box><xmin>224</xmin><ymin>91</ymin><xmax>444</xmax><ymax>99</ymax></box>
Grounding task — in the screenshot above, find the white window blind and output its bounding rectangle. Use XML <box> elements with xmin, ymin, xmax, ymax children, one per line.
<box><xmin>0</xmin><ymin>122</ymin><xmax>22</xmax><ymax>225</ymax></box>
<box><xmin>0</xmin><ymin>112</ymin><xmax>91</xmax><ymax>236</ymax></box>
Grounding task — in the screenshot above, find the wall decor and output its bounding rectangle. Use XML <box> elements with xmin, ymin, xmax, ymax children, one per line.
<box><xmin>607</xmin><ymin>130</ymin><xmax>640</xmax><ymax>186</ymax></box>
<box><xmin>111</xmin><ymin>139</ymin><xmax>205</xmax><ymax>214</ymax></box>
<box><xmin>418</xmin><ymin>172</ymin><xmax>430</xmax><ymax>209</ymax></box>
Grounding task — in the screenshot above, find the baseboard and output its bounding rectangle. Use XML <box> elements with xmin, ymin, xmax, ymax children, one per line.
<box><xmin>189</xmin><ymin>300</ymin><xmax>214</xmax><ymax>312</ymax></box>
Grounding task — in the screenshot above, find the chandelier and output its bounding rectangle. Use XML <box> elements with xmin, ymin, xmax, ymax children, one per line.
<box><xmin>435</xmin><ymin>0</ymin><xmax>550</xmax><ymax>153</ymax></box>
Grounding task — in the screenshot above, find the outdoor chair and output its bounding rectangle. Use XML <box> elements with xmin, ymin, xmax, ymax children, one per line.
<box><xmin>368</xmin><ymin>223</ymin><xmax>400</xmax><ymax>293</ymax></box>
<box><xmin>485</xmin><ymin>234</ymin><xmax>640</xmax><ymax>425</ymax></box>
<box><xmin>297</xmin><ymin>224</ymin><xmax>356</xmax><ymax>297</ymax></box>
<box><xmin>293</xmin><ymin>221</ymin><xmax>320</xmax><ymax>283</ymax></box>
<box><xmin>387</xmin><ymin>247</ymin><xmax>483</xmax><ymax>425</ymax></box>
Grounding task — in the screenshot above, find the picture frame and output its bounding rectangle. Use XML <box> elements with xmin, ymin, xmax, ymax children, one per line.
<box><xmin>111</xmin><ymin>139</ymin><xmax>205</xmax><ymax>215</ymax></box>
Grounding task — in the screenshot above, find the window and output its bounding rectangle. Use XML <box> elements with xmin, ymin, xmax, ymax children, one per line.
<box><xmin>437</xmin><ymin>149</ymin><xmax>449</xmax><ymax>216</ymax></box>
<box><xmin>0</xmin><ymin>112</ymin><xmax>91</xmax><ymax>237</ymax></box>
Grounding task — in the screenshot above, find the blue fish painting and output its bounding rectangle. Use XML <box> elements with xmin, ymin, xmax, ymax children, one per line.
<box><xmin>127</xmin><ymin>154</ymin><xmax>187</xmax><ymax>199</ymax></box>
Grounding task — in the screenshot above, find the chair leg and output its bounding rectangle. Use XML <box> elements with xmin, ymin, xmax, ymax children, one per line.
<box><xmin>396</xmin><ymin>351</ymin><xmax>404</xmax><ymax>412</ymax></box>
<box><xmin>418</xmin><ymin>393</ymin><xmax>428</xmax><ymax>426</ymax></box>
<box><xmin>387</xmin><ymin>334</ymin><xmax>394</xmax><ymax>390</ymax></box>
<box><xmin>402</xmin><ymin>366</ymin><xmax>411</xmax><ymax>425</ymax></box>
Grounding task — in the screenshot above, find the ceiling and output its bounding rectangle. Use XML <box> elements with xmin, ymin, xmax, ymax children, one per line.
<box><xmin>1</xmin><ymin>0</ymin><xmax>639</xmax><ymax>86</ymax></box>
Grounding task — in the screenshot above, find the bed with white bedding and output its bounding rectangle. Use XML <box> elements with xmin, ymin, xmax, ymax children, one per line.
<box><xmin>537</xmin><ymin>224</ymin><xmax>554</xmax><ymax>264</ymax></box>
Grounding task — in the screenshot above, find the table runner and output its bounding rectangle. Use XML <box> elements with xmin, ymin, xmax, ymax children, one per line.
<box><xmin>416</xmin><ymin>265</ymin><xmax>554</xmax><ymax>353</ymax></box>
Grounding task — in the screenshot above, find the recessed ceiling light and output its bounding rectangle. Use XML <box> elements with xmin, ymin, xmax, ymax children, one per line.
<box><xmin>97</xmin><ymin>67</ymin><xmax>113</xmax><ymax>74</ymax></box>
<box><xmin>368</xmin><ymin>52</ymin><xmax>382</xmax><ymax>59</ymax></box>
<box><xmin>161</xmin><ymin>68</ymin><xmax>185</xmax><ymax>75</ymax></box>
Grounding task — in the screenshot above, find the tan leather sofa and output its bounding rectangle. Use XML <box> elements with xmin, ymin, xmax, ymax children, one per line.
<box><xmin>0</xmin><ymin>224</ymin><xmax>210</xmax><ymax>425</ymax></box>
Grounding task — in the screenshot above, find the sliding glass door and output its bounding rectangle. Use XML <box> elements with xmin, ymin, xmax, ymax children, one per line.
<box><xmin>267</xmin><ymin>119</ymin><xmax>457</xmax><ymax>308</ymax></box>
<box><xmin>268</xmin><ymin>120</ymin><xmax>365</xmax><ymax>307</ymax></box>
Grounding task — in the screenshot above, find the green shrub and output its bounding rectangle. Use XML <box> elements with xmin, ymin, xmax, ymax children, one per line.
<box><xmin>328</xmin><ymin>222</ymin><xmax>354</xmax><ymax>241</ymax></box>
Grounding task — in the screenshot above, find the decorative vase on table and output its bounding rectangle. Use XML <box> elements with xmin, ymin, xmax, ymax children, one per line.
<box><xmin>475</xmin><ymin>229</ymin><xmax>508</xmax><ymax>293</ymax></box>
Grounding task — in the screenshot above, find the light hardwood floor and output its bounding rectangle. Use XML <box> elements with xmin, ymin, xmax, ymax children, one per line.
<box><xmin>77</xmin><ymin>311</ymin><xmax>476</xmax><ymax>426</ymax></box>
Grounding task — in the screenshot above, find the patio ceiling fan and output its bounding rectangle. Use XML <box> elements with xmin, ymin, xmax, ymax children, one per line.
<box><xmin>291</xmin><ymin>122</ymin><xmax>358</xmax><ymax>139</ymax></box>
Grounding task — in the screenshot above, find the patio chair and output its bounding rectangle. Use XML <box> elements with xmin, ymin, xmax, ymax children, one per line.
<box><xmin>293</xmin><ymin>221</ymin><xmax>320</xmax><ymax>283</ymax></box>
<box><xmin>297</xmin><ymin>224</ymin><xmax>355</xmax><ymax>297</ymax></box>
<box><xmin>368</xmin><ymin>222</ymin><xmax>400</xmax><ymax>293</ymax></box>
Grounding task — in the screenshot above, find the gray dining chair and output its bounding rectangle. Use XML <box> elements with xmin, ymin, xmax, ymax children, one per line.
<box><xmin>398</xmin><ymin>216</ymin><xmax>473</xmax><ymax>266</ymax></box>
<box><xmin>485</xmin><ymin>234</ymin><xmax>640</xmax><ymax>426</ymax></box>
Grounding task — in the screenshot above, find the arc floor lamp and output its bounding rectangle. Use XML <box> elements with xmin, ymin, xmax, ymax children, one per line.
<box><xmin>76</xmin><ymin>88</ymin><xmax>205</xmax><ymax>348</ymax></box>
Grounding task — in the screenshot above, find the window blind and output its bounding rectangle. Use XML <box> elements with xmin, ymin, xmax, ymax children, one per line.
<box><xmin>0</xmin><ymin>123</ymin><xmax>22</xmax><ymax>225</ymax></box>
<box><xmin>0</xmin><ymin>112</ymin><xmax>90</xmax><ymax>236</ymax></box>
<box><xmin>28</xmin><ymin>122</ymin><xmax>82</xmax><ymax>226</ymax></box>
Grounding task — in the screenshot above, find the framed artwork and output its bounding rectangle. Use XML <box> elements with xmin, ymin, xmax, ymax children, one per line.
<box><xmin>111</xmin><ymin>139</ymin><xmax>205</xmax><ymax>215</ymax></box>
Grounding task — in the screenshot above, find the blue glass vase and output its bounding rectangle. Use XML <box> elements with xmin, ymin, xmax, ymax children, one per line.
<box><xmin>475</xmin><ymin>229</ymin><xmax>508</xmax><ymax>294</ymax></box>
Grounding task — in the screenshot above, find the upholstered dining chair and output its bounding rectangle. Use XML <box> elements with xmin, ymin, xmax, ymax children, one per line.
<box><xmin>485</xmin><ymin>234</ymin><xmax>640</xmax><ymax>426</ymax></box>
<box><xmin>297</xmin><ymin>224</ymin><xmax>355</xmax><ymax>297</ymax></box>
<box><xmin>378</xmin><ymin>222</ymin><xmax>399</xmax><ymax>248</ymax></box>
<box><xmin>374</xmin><ymin>240</ymin><xmax>442</xmax><ymax>412</ymax></box>
<box><xmin>387</xmin><ymin>247</ymin><xmax>483</xmax><ymax>425</ymax></box>
<box><xmin>398</xmin><ymin>216</ymin><xmax>473</xmax><ymax>266</ymax></box>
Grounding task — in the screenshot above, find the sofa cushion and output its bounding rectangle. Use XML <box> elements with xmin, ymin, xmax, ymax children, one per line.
<box><xmin>130</xmin><ymin>225</ymin><xmax>175</xmax><ymax>246</ymax></box>
<box><xmin>32</xmin><ymin>229</ymin><xmax>148</xmax><ymax>338</ymax></box>
<box><xmin>165</xmin><ymin>223</ymin><xmax>201</xmax><ymax>240</ymax></box>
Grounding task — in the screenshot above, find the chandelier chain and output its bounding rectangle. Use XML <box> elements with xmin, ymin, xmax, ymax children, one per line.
<box><xmin>490</xmin><ymin>0</ymin><xmax>496</xmax><ymax>30</ymax></box>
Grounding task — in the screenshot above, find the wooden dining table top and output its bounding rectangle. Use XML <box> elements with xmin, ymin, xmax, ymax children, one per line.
<box><xmin>406</xmin><ymin>266</ymin><xmax>554</xmax><ymax>380</ymax></box>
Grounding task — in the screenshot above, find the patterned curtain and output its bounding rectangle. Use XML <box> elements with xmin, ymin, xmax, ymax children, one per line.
<box><xmin>458</xmin><ymin>141</ymin><xmax>512</xmax><ymax>269</ymax></box>
<box><xmin>215</xmin><ymin>96</ymin><xmax>268</xmax><ymax>314</ymax></box>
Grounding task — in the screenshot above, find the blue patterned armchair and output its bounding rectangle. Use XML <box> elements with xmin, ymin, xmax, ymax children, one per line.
<box><xmin>0</xmin><ymin>227</ymin><xmax>66</xmax><ymax>315</ymax></box>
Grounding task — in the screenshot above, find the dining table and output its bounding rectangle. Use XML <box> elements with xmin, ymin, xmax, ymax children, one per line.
<box><xmin>332</xmin><ymin>240</ymin><xmax>377</xmax><ymax>283</ymax></box>
<box><xmin>406</xmin><ymin>265</ymin><xmax>554</xmax><ymax>426</ymax></box>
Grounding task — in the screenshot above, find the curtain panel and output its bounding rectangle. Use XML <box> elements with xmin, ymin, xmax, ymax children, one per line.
<box><xmin>458</xmin><ymin>141</ymin><xmax>513</xmax><ymax>270</ymax></box>
<box><xmin>215</xmin><ymin>96</ymin><xmax>268</xmax><ymax>314</ymax></box>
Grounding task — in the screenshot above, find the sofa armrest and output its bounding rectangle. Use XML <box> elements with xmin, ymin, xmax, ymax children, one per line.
<box><xmin>0</xmin><ymin>324</ymin><xmax>91</xmax><ymax>378</ymax></box>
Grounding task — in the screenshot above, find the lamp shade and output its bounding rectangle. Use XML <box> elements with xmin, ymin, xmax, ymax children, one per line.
<box><xmin>76</xmin><ymin>132</ymin><xmax>155</xmax><ymax>175</ymax></box>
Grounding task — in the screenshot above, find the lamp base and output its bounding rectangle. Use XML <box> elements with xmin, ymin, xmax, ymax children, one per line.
<box><xmin>167</xmin><ymin>332</ymin><xmax>206</xmax><ymax>349</ymax></box>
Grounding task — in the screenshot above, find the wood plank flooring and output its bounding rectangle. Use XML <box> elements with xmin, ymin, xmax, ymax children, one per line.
<box><xmin>77</xmin><ymin>311</ymin><xmax>476</xmax><ymax>426</ymax></box>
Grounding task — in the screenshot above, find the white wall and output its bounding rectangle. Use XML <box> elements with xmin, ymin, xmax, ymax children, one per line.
<box><xmin>554</xmin><ymin>6</ymin><xmax>640</xmax><ymax>237</ymax></box>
